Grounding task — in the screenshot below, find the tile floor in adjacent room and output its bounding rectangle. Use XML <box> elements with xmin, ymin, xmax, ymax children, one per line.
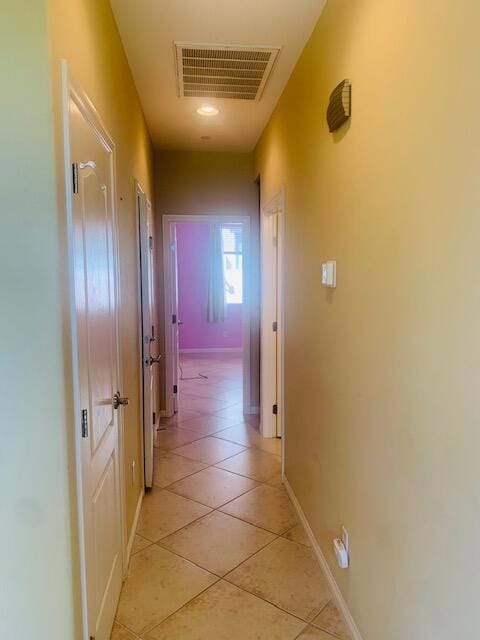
<box><xmin>112</xmin><ymin>353</ymin><xmax>350</xmax><ymax>640</ymax></box>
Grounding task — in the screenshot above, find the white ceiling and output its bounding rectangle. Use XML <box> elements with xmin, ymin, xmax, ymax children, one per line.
<box><xmin>110</xmin><ymin>0</ymin><xmax>326</xmax><ymax>152</ymax></box>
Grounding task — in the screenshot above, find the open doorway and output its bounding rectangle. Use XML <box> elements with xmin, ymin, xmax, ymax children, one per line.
<box><xmin>176</xmin><ymin>221</ymin><xmax>245</xmax><ymax>416</ymax></box>
<box><xmin>162</xmin><ymin>215</ymin><xmax>254</xmax><ymax>424</ymax></box>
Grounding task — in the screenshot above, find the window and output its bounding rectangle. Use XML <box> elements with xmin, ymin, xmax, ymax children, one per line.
<box><xmin>222</xmin><ymin>225</ymin><xmax>243</xmax><ymax>304</ymax></box>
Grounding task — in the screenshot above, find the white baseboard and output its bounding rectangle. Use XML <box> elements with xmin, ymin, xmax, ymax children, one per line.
<box><xmin>283</xmin><ymin>476</ymin><xmax>363</xmax><ymax>640</ymax></box>
<box><xmin>180</xmin><ymin>347</ymin><xmax>243</xmax><ymax>354</ymax></box>
<box><xmin>124</xmin><ymin>489</ymin><xmax>144</xmax><ymax>575</ymax></box>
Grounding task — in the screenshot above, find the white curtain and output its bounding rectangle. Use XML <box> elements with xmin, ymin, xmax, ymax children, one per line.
<box><xmin>206</xmin><ymin>223</ymin><xmax>226</xmax><ymax>323</ymax></box>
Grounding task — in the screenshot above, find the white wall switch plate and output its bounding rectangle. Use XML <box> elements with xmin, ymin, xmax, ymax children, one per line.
<box><xmin>333</xmin><ymin>537</ymin><xmax>349</xmax><ymax>569</ymax></box>
<box><xmin>321</xmin><ymin>260</ymin><xmax>336</xmax><ymax>288</ymax></box>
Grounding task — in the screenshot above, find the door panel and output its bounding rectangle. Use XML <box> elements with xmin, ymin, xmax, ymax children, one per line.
<box><xmin>138</xmin><ymin>186</ymin><xmax>156</xmax><ymax>488</ymax></box>
<box><xmin>83</xmin><ymin>171</ymin><xmax>116</xmax><ymax>451</ymax></box>
<box><xmin>147</xmin><ymin>200</ymin><xmax>160</xmax><ymax>427</ymax></box>
<box><xmin>70</xmin><ymin>97</ymin><xmax>123</xmax><ymax>640</ymax></box>
<box><xmin>92</xmin><ymin>454</ymin><xmax>119</xmax><ymax>627</ymax></box>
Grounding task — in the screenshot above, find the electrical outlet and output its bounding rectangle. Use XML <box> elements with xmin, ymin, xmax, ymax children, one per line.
<box><xmin>342</xmin><ymin>525</ymin><xmax>349</xmax><ymax>556</ymax></box>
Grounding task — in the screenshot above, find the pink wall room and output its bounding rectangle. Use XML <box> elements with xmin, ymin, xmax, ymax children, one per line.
<box><xmin>176</xmin><ymin>222</ymin><xmax>243</xmax><ymax>351</ymax></box>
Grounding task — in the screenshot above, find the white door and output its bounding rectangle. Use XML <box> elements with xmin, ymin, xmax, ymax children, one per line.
<box><xmin>165</xmin><ymin>223</ymin><xmax>180</xmax><ymax>415</ymax></box>
<box><xmin>261</xmin><ymin>211</ymin><xmax>279</xmax><ymax>438</ymax></box>
<box><xmin>70</xmin><ymin>96</ymin><xmax>124</xmax><ymax>640</ymax></box>
<box><xmin>137</xmin><ymin>184</ymin><xmax>159</xmax><ymax>488</ymax></box>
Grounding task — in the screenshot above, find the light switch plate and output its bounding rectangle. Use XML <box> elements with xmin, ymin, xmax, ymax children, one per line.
<box><xmin>321</xmin><ymin>261</ymin><xmax>336</xmax><ymax>288</ymax></box>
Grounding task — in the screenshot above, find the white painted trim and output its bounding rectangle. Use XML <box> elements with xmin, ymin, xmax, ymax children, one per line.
<box><xmin>260</xmin><ymin>188</ymin><xmax>285</xmax><ymax>453</ymax></box>
<box><xmin>124</xmin><ymin>489</ymin><xmax>144</xmax><ymax>573</ymax></box>
<box><xmin>60</xmin><ymin>60</ymin><xmax>127</xmax><ymax>638</ymax></box>
<box><xmin>60</xmin><ymin>59</ymin><xmax>89</xmax><ymax>640</ymax></box>
<box><xmin>162</xmin><ymin>214</ymin><xmax>253</xmax><ymax>418</ymax></box>
<box><xmin>283</xmin><ymin>477</ymin><xmax>364</xmax><ymax>640</ymax></box>
<box><xmin>134</xmin><ymin>181</ymin><xmax>146</xmax><ymax>490</ymax></box>
<box><xmin>162</xmin><ymin>218</ymin><xmax>176</xmax><ymax>417</ymax></box>
<box><xmin>179</xmin><ymin>347</ymin><xmax>243</xmax><ymax>354</ymax></box>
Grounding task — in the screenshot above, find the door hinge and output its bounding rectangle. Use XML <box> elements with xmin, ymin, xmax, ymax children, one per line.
<box><xmin>173</xmin><ymin>384</ymin><xmax>178</xmax><ymax>394</ymax></box>
<box><xmin>151</xmin><ymin>325</ymin><xmax>155</xmax><ymax>341</ymax></box>
<box><xmin>272</xmin><ymin>404</ymin><xmax>278</xmax><ymax>415</ymax></box>
<box><xmin>81</xmin><ymin>409</ymin><xmax>88</xmax><ymax>438</ymax></box>
<box><xmin>153</xmin><ymin>411</ymin><xmax>156</xmax><ymax>425</ymax></box>
<box><xmin>72</xmin><ymin>162</ymin><xmax>79</xmax><ymax>194</ymax></box>
<box><xmin>172</xmin><ymin>314</ymin><xmax>177</xmax><ymax>324</ymax></box>
<box><xmin>272</xmin><ymin>321</ymin><xmax>278</xmax><ymax>332</ymax></box>
<box><xmin>149</xmin><ymin>235</ymin><xmax>153</xmax><ymax>250</ymax></box>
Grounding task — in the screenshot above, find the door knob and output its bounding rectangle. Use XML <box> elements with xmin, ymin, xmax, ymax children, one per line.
<box><xmin>113</xmin><ymin>392</ymin><xmax>129</xmax><ymax>409</ymax></box>
<box><xmin>146</xmin><ymin>355</ymin><xmax>162</xmax><ymax>366</ymax></box>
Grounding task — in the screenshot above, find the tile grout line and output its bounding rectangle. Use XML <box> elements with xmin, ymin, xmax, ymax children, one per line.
<box><xmin>121</xmin><ymin>355</ymin><xmax>323</xmax><ymax>640</ymax></box>
<box><xmin>222</xmin><ymin>568</ymin><xmax>326</xmax><ymax>630</ymax></box>
<box><xmin>155</xmin><ymin>529</ymin><xmax>280</xmax><ymax>580</ymax></box>
<box><xmin>151</xmin><ymin>423</ymin><xmax>288</xmax><ymax>536</ymax></box>
<box><xmin>154</xmin><ymin>439</ymin><xmax>280</xmax><ymax>490</ymax></box>
<box><xmin>167</xmin><ymin>442</ymin><xmax>249</xmax><ymax>466</ymax></box>
<box><xmin>155</xmin><ymin>427</ymin><xmax>281</xmax><ymax>459</ymax></box>
<box><xmin>136</xmin><ymin>574</ymin><xmax>223</xmax><ymax>639</ymax></box>
<box><xmin>156</xmin><ymin>480</ymin><xmax>292</xmax><ymax>539</ymax></box>
<box><xmin>164</xmin><ymin>479</ymin><xmax>261</xmax><ymax>510</ymax></box>
<box><xmin>113</xmin><ymin>619</ymin><xmax>143</xmax><ymax>639</ymax></box>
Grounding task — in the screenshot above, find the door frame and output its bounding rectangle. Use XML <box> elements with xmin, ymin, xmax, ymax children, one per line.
<box><xmin>260</xmin><ymin>188</ymin><xmax>285</xmax><ymax>447</ymax></box>
<box><xmin>135</xmin><ymin>180</ymin><xmax>155</xmax><ymax>488</ymax></box>
<box><xmin>162</xmin><ymin>214</ymin><xmax>253</xmax><ymax>417</ymax></box>
<box><xmin>60</xmin><ymin>60</ymin><xmax>127</xmax><ymax>636</ymax></box>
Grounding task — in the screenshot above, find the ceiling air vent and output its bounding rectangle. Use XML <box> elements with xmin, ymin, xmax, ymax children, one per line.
<box><xmin>174</xmin><ymin>43</ymin><xmax>280</xmax><ymax>101</ymax></box>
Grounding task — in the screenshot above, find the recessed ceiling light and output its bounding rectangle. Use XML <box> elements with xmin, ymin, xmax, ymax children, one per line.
<box><xmin>196</xmin><ymin>105</ymin><xmax>219</xmax><ymax>117</ymax></box>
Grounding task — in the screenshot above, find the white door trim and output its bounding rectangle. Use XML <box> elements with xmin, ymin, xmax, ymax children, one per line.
<box><xmin>162</xmin><ymin>214</ymin><xmax>252</xmax><ymax>417</ymax></box>
<box><xmin>135</xmin><ymin>180</ymin><xmax>148</xmax><ymax>487</ymax></box>
<box><xmin>60</xmin><ymin>60</ymin><xmax>127</xmax><ymax>637</ymax></box>
<box><xmin>260</xmin><ymin>188</ymin><xmax>285</xmax><ymax>455</ymax></box>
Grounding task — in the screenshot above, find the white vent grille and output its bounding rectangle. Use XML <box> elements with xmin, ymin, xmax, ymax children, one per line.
<box><xmin>174</xmin><ymin>43</ymin><xmax>280</xmax><ymax>101</ymax></box>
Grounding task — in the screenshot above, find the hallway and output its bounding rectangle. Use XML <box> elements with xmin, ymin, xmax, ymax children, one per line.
<box><xmin>112</xmin><ymin>354</ymin><xmax>349</xmax><ymax>639</ymax></box>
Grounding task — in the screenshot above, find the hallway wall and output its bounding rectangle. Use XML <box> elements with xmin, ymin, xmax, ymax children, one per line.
<box><xmin>1</xmin><ymin>2</ymin><xmax>76</xmax><ymax>638</ymax></box>
<box><xmin>48</xmin><ymin>0</ymin><xmax>154</xmax><ymax>561</ymax></box>
<box><xmin>255</xmin><ymin>1</ymin><xmax>480</xmax><ymax>639</ymax></box>
<box><xmin>176</xmin><ymin>222</ymin><xmax>243</xmax><ymax>351</ymax></box>
<box><xmin>155</xmin><ymin>151</ymin><xmax>259</xmax><ymax>410</ymax></box>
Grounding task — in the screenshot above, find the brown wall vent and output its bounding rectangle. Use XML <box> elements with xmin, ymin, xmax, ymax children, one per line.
<box><xmin>174</xmin><ymin>42</ymin><xmax>281</xmax><ymax>101</ymax></box>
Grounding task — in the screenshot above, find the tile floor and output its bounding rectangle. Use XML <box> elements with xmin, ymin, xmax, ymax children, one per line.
<box><xmin>112</xmin><ymin>353</ymin><xmax>350</xmax><ymax>640</ymax></box>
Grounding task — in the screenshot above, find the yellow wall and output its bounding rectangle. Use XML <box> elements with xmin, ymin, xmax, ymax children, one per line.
<box><xmin>255</xmin><ymin>1</ymin><xmax>480</xmax><ymax>638</ymax></box>
<box><xmin>0</xmin><ymin>1</ymin><xmax>77</xmax><ymax>638</ymax></box>
<box><xmin>155</xmin><ymin>150</ymin><xmax>260</xmax><ymax>410</ymax></box>
<box><xmin>2</xmin><ymin>1</ymin><xmax>152</xmax><ymax>635</ymax></box>
<box><xmin>48</xmin><ymin>0</ymin><xmax>154</xmax><ymax>543</ymax></box>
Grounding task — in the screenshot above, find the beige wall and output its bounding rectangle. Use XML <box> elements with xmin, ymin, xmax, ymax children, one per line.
<box><xmin>0</xmin><ymin>1</ymin><xmax>77</xmax><ymax>638</ymax></box>
<box><xmin>255</xmin><ymin>1</ymin><xmax>480</xmax><ymax>638</ymax></box>
<box><xmin>48</xmin><ymin>0</ymin><xmax>154</xmax><ymax>542</ymax></box>
<box><xmin>155</xmin><ymin>150</ymin><xmax>260</xmax><ymax>409</ymax></box>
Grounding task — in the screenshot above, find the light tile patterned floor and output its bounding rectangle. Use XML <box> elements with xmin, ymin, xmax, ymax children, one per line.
<box><xmin>112</xmin><ymin>353</ymin><xmax>350</xmax><ymax>640</ymax></box>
